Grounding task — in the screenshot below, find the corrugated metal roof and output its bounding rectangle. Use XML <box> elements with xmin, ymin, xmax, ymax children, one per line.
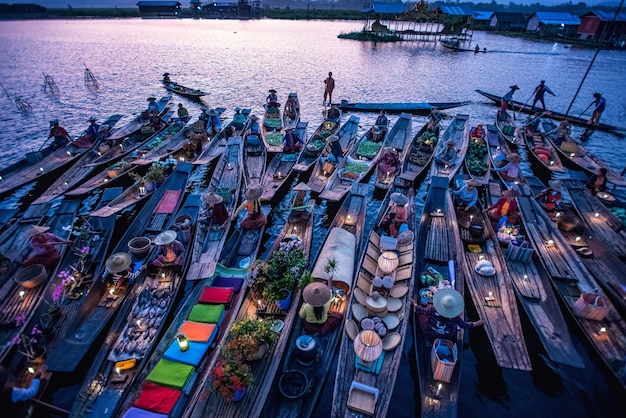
<box><xmin>137</xmin><ymin>1</ymin><xmax>181</xmax><ymax>6</ymax></box>
<box><xmin>474</xmin><ymin>11</ymin><xmax>494</xmax><ymax>21</ymax></box>
<box><xmin>581</xmin><ymin>10</ymin><xmax>626</xmax><ymax>22</ymax></box>
<box><xmin>493</xmin><ymin>12</ymin><xmax>527</xmax><ymax>23</ymax></box>
<box><xmin>362</xmin><ymin>2</ymin><xmax>406</xmax><ymax>14</ymax></box>
<box><xmin>439</xmin><ymin>5</ymin><xmax>474</xmax><ymax>17</ymax></box>
<box><xmin>534</xmin><ymin>12</ymin><xmax>580</xmax><ymax>25</ymax></box>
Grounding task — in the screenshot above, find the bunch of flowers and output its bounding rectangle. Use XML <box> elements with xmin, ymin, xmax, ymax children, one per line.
<box><xmin>225</xmin><ymin>318</ymin><xmax>278</xmax><ymax>358</ymax></box>
<box><xmin>51</xmin><ymin>269</ymin><xmax>73</xmax><ymax>307</ymax></box>
<box><xmin>210</xmin><ymin>354</ymin><xmax>252</xmax><ymax>401</ymax></box>
<box><xmin>62</xmin><ymin>216</ymin><xmax>101</xmax><ymax>243</ymax></box>
<box><xmin>11</xmin><ymin>316</ymin><xmax>43</xmax><ymax>359</ymax></box>
<box><xmin>72</xmin><ymin>245</ymin><xmax>91</xmax><ymax>275</ymax></box>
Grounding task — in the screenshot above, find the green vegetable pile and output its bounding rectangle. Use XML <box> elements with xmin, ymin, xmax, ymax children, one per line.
<box><xmin>307</xmin><ymin>139</ymin><xmax>327</xmax><ymax>151</ymax></box>
<box><xmin>415</xmin><ymin>131</ymin><xmax>437</xmax><ymax>146</ymax></box>
<box><xmin>357</xmin><ymin>140</ymin><xmax>382</xmax><ymax>159</ymax></box>
<box><xmin>263</xmin><ymin>117</ymin><xmax>282</xmax><ymax>130</ymax></box>
<box><xmin>318</xmin><ymin>130</ymin><xmax>332</xmax><ymax>140</ymax></box>
<box><xmin>146</xmin><ymin>124</ymin><xmax>182</xmax><ymax>150</ymax></box>
<box><xmin>345</xmin><ymin>161</ymin><xmax>369</xmax><ymax>174</ymax></box>
<box><xmin>610</xmin><ymin>207</ymin><xmax>626</xmax><ymax>227</ymax></box>
<box><xmin>265</xmin><ymin>132</ymin><xmax>283</xmax><ymax>146</ymax></box>
<box><xmin>466</xmin><ymin>140</ymin><xmax>488</xmax><ymax>176</ymax></box>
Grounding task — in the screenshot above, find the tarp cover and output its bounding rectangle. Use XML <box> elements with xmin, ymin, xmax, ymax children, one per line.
<box><xmin>311</xmin><ymin>227</ymin><xmax>356</xmax><ymax>293</ymax></box>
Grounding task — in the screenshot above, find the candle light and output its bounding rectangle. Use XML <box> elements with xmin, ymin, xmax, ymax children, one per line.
<box><xmin>64</xmin><ymin>181</ymin><xmax>68</xmax><ymax>187</ymax></box>
<box><xmin>547</xmin><ymin>239</ymin><xmax>554</xmax><ymax>246</ymax></box>
<box><xmin>555</xmin><ymin>212</ymin><xmax>560</xmax><ymax>218</ymax></box>
<box><xmin>594</xmin><ymin>213</ymin><xmax>599</xmax><ymax>218</ymax></box>
<box><xmin>598</xmin><ymin>326</ymin><xmax>607</xmax><ymax>335</ymax></box>
<box><xmin>139</xmin><ymin>186</ymin><xmax>145</xmax><ymax>195</ymax></box>
<box><xmin>523</xmin><ymin>274</ymin><xmax>528</xmax><ymax>280</ymax></box>
<box><xmin>479</xmin><ymin>255</ymin><xmax>484</xmax><ymax>260</ymax></box>
<box><xmin>550</xmin><ymin>160</ymin><xmax>554</xmax><ymax>166</ymax></box>
<box><xmin>136</xmin><ymin>319</ymin><xmax>141</xmax><ymax>327</ymax></box>
<box><xmin>470</xmin><ymin>215</ymin><xmax>473</xmax><ymax>222</ymax></box>
<box><xmin>119</xmin><ymin>144</ymin><xmax>123</xmax><ymax>150</ymax></box>
<box><xmin>602</xmin><ymin>194</ymin><xmax>608</xmax><ymax>199</ymax></box>
<box><xmin>575</xmin><ymin>236</ymin><xmax>581</xmax><ymax>243</ymax></box>
<box><xmin>177</xmin><ymin>334</ymin><xmax>189</xmax><ymax>352</ymax></box>
<box><xmin>436</xmin><ymin>208</ymin><xmax>441</xmax><ymax>214</ymax></box>
<box><xmin>103</xmin><ymin>178</ymin><xmax>108</xmax><ymax>183</ymax></box>
<box><xmin>0</xmin><ymin>175</ymin><xmax>3</xmax><ymax>181</ymax></box>
<box><xmin>97</xmin><ymin>152</ymin><xmax>102</xmax><ymax>156</ymax></box>
<box><xmin>19</xmin><ymin>290</ymin><xmax>25</xmax><ymax>298</ymax></box>
<box><xmin>28</xmin><ymin>366</ymin><xmax>35</xmax><ymax>374</ymax></box>
<box><xmin>161</xmin><ymin>272</ymin><xmax>166</xmax><ymax>279</ymax></box>
<box><xmin>39</xmin><ymin>167</ymin><xmax>44</xmax><ymax>173</ymax></box>
<box><xmin>570</xmin><ymin>152</ymin><xmax>575</xmax><ymax>157</ymax></box>
<box><xmin>347</xmin><ymin>215</ymin><xmax>351</xmax><ymax>222</ymax></box>
<box><xmin>435</xmin><ymin>383</ymin><xmax>442</xmax><ymax>397</ymax></box>
<box><xmin>116</xmin><ymin>367</ymin><xmax>121</xmax><ymax>376</ymax></box>
<box><xmin>179</xmin><ymin>157</ymin><xmax>185</xmax><ymax>162</ymax></box>
<box><xmin>109</xmin><ymin>288</ymin><xmax>115</xmax><ymax>295</ymax></box>
<box><xmin>488</xmin><ymin>291</ymin><xmax>493</xmax><ymax>297</ymax></box>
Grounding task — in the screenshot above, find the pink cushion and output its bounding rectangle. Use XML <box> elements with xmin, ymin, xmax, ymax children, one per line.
<box><xmin>133</xmin><ymin>382</ymin><xmax>182</xmax><ymax>414</ymax></box>
<box><xmin>199</xmin><ymin>286</ymin><xmax>234</xmax><ymax>305</ymax></box>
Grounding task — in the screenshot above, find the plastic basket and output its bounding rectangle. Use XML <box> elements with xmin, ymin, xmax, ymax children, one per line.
<box><xmin>572</xmin><ymin>293</ymin><xmax>610</xmax><ymax>321</ymax></box>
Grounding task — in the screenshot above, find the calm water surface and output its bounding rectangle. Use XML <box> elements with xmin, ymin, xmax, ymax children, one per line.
<box><xmin>0</xmin><ymin>19</ymin><xmax>625</xmax><ymax>417</ymax></box>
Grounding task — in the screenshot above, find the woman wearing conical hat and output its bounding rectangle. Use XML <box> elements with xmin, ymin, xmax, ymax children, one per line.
<box><xmin>200</xmin><ymin>192</ymin><xmax>229</xmax><ymax>227</ymax></box>
<box><xmin>299</xmin><ymin>280</ymin><xmax>343</xmax><ymax>336</ymax></box>
<box><xmin>152</xmin><ymin>230</ymin><xmax>184</xmax><ymax>268</ymax></box>
<box><xmin>22</xmin><ymin>226</ymin><xmax>71</xmax><ymax>268</ymax></box>
<box><xmin>232</xmin><ymin>184</ymin><xmax>266</xmax><ymax>230</ymax></box>
<box><xmin>184</xmin><ymin>121</ymin><xmax>207</xmax><ymax>159</ymax></box>
<box><xmin>102</xmin><ymin>252</ymin><xmax>146</xmax><ymax>287</ymax></box>
<box><xmin>484</xmin><ymin>188</ymin><xmax>521</xmax><ymax>225</ymax></box>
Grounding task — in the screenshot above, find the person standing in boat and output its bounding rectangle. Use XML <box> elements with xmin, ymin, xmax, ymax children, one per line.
<box><xmin>48</xmin><ymin>119</ymin><xmax>72</xmax><ymax>149</ymax></box>
<box><xmin>152</xmin><ymin>230</ymin><xmax>184</xmax><ymax>269</ymax></box>
<box><xmin>500</xmin><ymin>85</ymin><xmax>520</xmax><ymax>117</ymax></box>
<box><xmin>531</xmin><ymin>80</ymin><xmax>555</xmax><ymax>110</ymax></box>
<box><xmin>585</xmin><ymin>167</ymin><xmax>608</xmax><ymax>195</ymax></box>
<box><xmin>299</xmin><ymin>281</ymin><xmax>343</xmax><ymax>336</ymax></box>
<box><xmin>232</xmin><ymin>185</ymin><xmax>266</xmax><ymax>230</ymax></box>
<box><xmin>323</xmin><ymin>71</ymin><xmax>335</xmax><ymax>105</ymax></box>
<box><xmin>102</xmin><ymin>252</ymin><xmax>146</xmax><ymax>287</ymax></box>
<box><xmin>589</xmin><ymin>93</ymin><xmax>606</xmax><ymax>126</ymax></box>
<box><xmin>147</xmin><ymin>97</ymin><xmax>159</xmax><ymax>113</ymax></box>
<box><xmin>177</xmin><ymin>103</ymin><xmax>189</xmax><ymax>123</ymax></box>
<box><xmin>21</xmin><ymin>226</ymin><xmax>71</xmax><ymax>268</ymax></box>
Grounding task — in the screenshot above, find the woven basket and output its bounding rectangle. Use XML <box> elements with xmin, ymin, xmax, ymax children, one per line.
<box><xmin>572</xmin><ymin>293</ymin><xmax>610</xmax><ymax>321</ymax></box>
<box><xmin>15</xmin><ymin>264</ymin><xmax>47</xmax><ymax>289</ymax></box>
<box><xmin>431</xmin><ymin>339</ymin><xmax>457</xmax><ymax>383</ymax></box>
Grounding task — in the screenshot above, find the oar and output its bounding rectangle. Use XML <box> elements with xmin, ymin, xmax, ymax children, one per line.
<box><xmin>276</xmin><ymin>204</ymin><xmax>314</xmax><ymax>213</ymax></box>
<box><xmin>522</xmin><ymin>111</ymin><xmax>550</xmax><ymax>127</ymax></box>
<box><xmin>577</xmin><ymin>103</ymin><xmax>592</xmax><ymax>119</ymax></box>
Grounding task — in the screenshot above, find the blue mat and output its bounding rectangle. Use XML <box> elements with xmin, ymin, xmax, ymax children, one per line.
<box><xmin>212</xmin><ymin>276</ymin><xmax>244</xmax><ymax>292</ymax></box>
<box><xmin>355</xmin><ymin>351</ymin><xmax>385</xmax><ymax>374</ymax></box>
<box><xmin>163</xmin><ymin>341</ymin><xmax>209</xmax><ymax>367</ymax></box>
<box><xmin>122</xmin><ymin>407</ymin><xmax>168</xmax><ymax>418</ymax></box>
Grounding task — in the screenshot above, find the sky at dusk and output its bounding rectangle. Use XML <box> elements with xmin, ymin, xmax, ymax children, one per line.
<box><xmin>4</xmin><ymin>1</ymin><xmax>619</xmax><ymax>9</ymax></box>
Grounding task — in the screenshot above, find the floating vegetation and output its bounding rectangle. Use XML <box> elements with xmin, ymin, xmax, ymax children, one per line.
<box><xmin>338</xmin><ymin>30</ymin><xmax>403</xmax><ymax>42</ymax></box>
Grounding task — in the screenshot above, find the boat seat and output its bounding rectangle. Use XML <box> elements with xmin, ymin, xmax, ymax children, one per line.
<box><xmin>347</xmin><ymin>381</ymin><xmax>379</xmax><ymax>416</ymax></box>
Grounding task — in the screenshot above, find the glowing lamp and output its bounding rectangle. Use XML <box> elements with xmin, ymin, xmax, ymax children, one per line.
<box><xmin>570</xmin><ymin>153</ymin><xmax>575</xmax><ymax>157</ymax></box>
<box><xmin>378</xmin><ymin>251</ymin><xmax>399</xmax><ymax>274</ymax></box>
<box><xmin>435</xmin><ymin>383</ymin><xmax>442</xmax><ymax>397</ymax></box>
<box><xmin>177</xmin><ymin>333</ymin><xmax>189</xmax><ymax>352</ymax></box>
<box><xmin>28</xmin><ymin>366</ymin><xmax>35</xmax><ymax>374</ymax></box>
<box><xmin>19</xmin><ymin>290</ymin><xmax>25</xmax><ymax>298</ymax></box>
<box><xmin>594</xmin><ymin>213</ymin><xmax>599</xmax><ymax>218</ymax></box>
<box><xmin>109</xmin><ymin>288</ymin><xmax>115</xmax><ymax>295</ymax></box>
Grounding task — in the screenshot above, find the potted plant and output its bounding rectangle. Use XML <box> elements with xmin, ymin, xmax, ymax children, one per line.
<box><xmin>226</xmin><ymin>317</ymin><xmax>279</xmax><ymax>361</ymax></box>
<box><xmin>210</xmin><ymin>354</ymin><xmax>252</xmax><ymax>402</ymax></box>
<box><xmin>107</xmin><ymin>160</ymin><xmax>130</xmax><ymax>178</ymax></box>
<box><xmin>48</xmin><ymin>269</ymin><xmax>73</xmax><ymax>317</ymax></box>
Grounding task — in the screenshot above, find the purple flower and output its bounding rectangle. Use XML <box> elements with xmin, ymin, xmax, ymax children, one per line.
<box><xmin>31</xmin><ymin>326</ymin><xmax>41</xmax><ymax>336</ymax></box>
<box><xmin>15</xmin><ymin>314</ymin><xmax>27</xmax><ymax>326</ymax></box>
<box><xmin>11</xmin><ymin>335</ymin><xmax>21</xmax><ymax>345</ymax></box>
<box><xmin>80</xmin><ymin>246</ymin><xmax>90</xmax><ymax>254</ymax></box>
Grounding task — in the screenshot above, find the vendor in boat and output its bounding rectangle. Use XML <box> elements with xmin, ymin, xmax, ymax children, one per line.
<box><xmin>86</xmin><ymin>116</ymin><xmax>99</xmax><ymax>139</ymax></box>
<box><xmin>372</xmin><ymin>110</ymin><xmax>389</xmax><ymax>141</ymax></box>
<box><xmin>231</xmin><ymin>107</ymin><xmax>247</xmax><ymax>129</ymax></box>
<box><xmin>177</xmin><ymin>103</ymin><xmax>189</xmax><ymax>122</ymax></box>
<box><xmin>377</xmin><ymin>147</ymin><xmax>400</xmax><ymax>179</ymax></box>
<box><xmin>585</xmin><ymin>167</ymin><xmax>608</xmax><ymax>196</ymax></box>
<box><xmin>21</xmin><ymin>226</ymin><xmax>71</xmax><ymax>268</ymax></box>
<box><xmin>551</xmin><ymin>120</ymin><xmax>571</xmax><ymax>147</ymax></box>
<box><xmin>184</xmin><ymin>121</ymin><xmax>206</xmax><ymax>159</ymax></box>
<box><xmin>232</xmin><ymin>184</ymin><xmax>266</xmax><ymax>230</ymax></box>
<box><xmin>152</xmin><ymin>230</ymin><xmax>184</xmax><ymax>269</ymax></box>
<box><xmin>453</xmin><ymin>179</ymin><xmax>480</xmax><ymax>212</ymax></box>
<box><xmin>48</xmin><ymin>119</ymin><xmax>72</xmax><ymax>150</ymax></box>
<box><xmin>204</xmin><ymin>108</ymin><xmax>221</xmax><ymax>136</ymax></box>
<box><xmin>245</xmin><ymin>114</ymin><xmax>260</xmax><ymax>137</ymax></box>
<box><xmin>284</xmin><ymin>93</ymin><xmax>298</xmax><ymax>119</ymax></box>
<box><xmin>199</xmin><ymin>192</ymin><xmax>229</xmax><ymax>228</ymax></box>
<box><xmin>289</xmin><ymin>182</ymin><xmax>311</xmax><ymax>223</ymax></box>
<box><xmin>149</xmin><ymin>110</ymin><xmax>164</xmax><ymax>131</ymax></box>
<box><xmin>266</xmin><ymin>89</ymin><xmax>280</xmax><ymax>107</ymax></box>
<box><xmin>299</xmin><ymin>281</ymin><xmax>343</xmax><ymax>336</ymax></box>
<box><xmin>102</xmin><ymin>252</ymin><xmax>146</xmax><ymax>287</ymax></box>
<box><xmin>326</xmin><ymin>104</ymin><xmax>340</xmax><ymax>120</ymax></box>
<box><xmin>283</xmin><ymin>127</ymin><xmax>303</xmax><ymax>154</ymax></box>
<box><xmin>469</xmin><ymin>123</ymin><xmax>486</xmax><ymax>142</ymax></box>
<box><xmin>327</xmin><ymin>134</ymin><xmax>343</xmax><ymax>163</ymax></box>
<box><xmin>411</xmin><ymin>288</ymin><xmax>484</xmax><ymax>342</ymax></box>
<box><xmin>484</xmin><ymin>188</ymin><xmax>520</xmax><ymax>225</ymax></box>
<box><xmin>434</xmin><ymin>140</ymin><xmax>458</xmax><ymax>165</ymax></box>
<box><xmin>0</xmin><ymin>365</ymin><xmax>42</xmax><ymax>408</ymax></box>
<box><xmin>492</xmin><ymin>152</ymin><xmax>521</xmax><ymax>182</ymax></box>
<box><xmin>525</xmin><ymin>113</ymin><xmax>541</xmax><ymax>133</ymax></box>
<box><xmin>147</xmin><ymin>97</ymin><xmax>159</xmax><ymax>113</ymax></box>
<box><xmin>380</xmin><ymin>192</ymin><xmax>409</xmax><ymax>237</ymax></box>
<box><xmin>162</xmin><ymin>72</ymin><xmax>171</xmax><ymax>84</ymax></box>
<box><xmin>500</xmin><ymin>85</ymin><xmax>519</xmax><ymax>117</ymax></box>
<box><xmin>536</xmin><ymin>180</ymin><xmax>563</xmax><ymax>211</ymax></box>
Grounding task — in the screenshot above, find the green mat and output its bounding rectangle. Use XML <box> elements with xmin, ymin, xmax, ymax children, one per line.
<box><xmin>188</xmin><ymin>303</ymin><xmax>225</xmax><ymax>324</ymax></box>
<box><xmin>147</xmin><ymin>359</ymin><xmax>194</xmax><ymax>390</ymax></box>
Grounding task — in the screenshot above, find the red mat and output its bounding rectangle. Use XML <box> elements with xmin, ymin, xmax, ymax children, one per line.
<box><xmin>134</xmin><ymin>381</ymin><xmax>182</xmax><ymax>414</ymax></box>
<box><xmin>199</xmin><ymin>287</ymin><xmax>234</xmax><ymax>305</ymax></box>
<box><xmin>155</xmin><ymin>190</ymin><xmax>181</xmax><ymax>213</ymax></box>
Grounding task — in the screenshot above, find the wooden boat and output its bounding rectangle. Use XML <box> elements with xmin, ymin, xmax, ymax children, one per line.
<box><xmin>520</xmin><ymin>118</ymin><xmax>564</xmax><ymax>173</ymax></box>
<box><xmin>282</xmin><ymin>92</ymin><xmax>301</xmax><ymax>131</ymax></box>
<box><xmin>397</xmin><ymin>122</ymin><xmax>439</xmax><ymax>185</ymax></box>
<box><xmin>116</xmin><ymin>265</ymin><xmax>248</xmax><ymax>418</ymax></box>
<box><xmin>464</xmin><ymin>125</ymin><xmax>491</xmax><ymax>184</ymax></box>
<box><xmin>524</xmin><ymin>176</ymin><xmax>626</xmax><ymax>313</ymax></box>
<box><xmin>475</xmin><ymin>89</ymin><xmax>626</xmax><ymax>134</ymax></box>
<box><xmin>0</xmin><ymin>198</ymin><xmax>80</xmax><ymax>361</ymax></box>
<box><xmin>306</xmin><ymin>115</ymin><xmax>360</xmax><ymax>193</ymax></box>
<box><xmin>541</xmin><ymin>118</ymin><xmax>626</xmax><ymax>187</ymax></box>
<box><xmin>452</xmin><ymin>177</ymin><xmax>531</xmax><ymax>371</ymax></box>
<box><xmin>0</xmin><ymin>188</ymin><xmax>122</xmax><ymax>416</ymax></box>
<box><xmin>70</xmin><ymin>193</ymin><xmax>202</xmax><ymax>418</ymax></box>
<box><xmin>494</xmin><ymin>110</ymin><xmax>522</xmax><ymax>146</ymax></box>
<box><xmin>430</xmin><ymin>114</ymin><xmax>469</xmax><ymax>181</ymax></box>
<box><xmin>515</xmin><ymin>186</ymin><xmax>626</xmax><ymax>391</ymax></box>
<box><xmin>131</xmin><ymin>123</ymin><xmax>193</xmax><ymax>166</ymax></box>
<box><xmin>292</xmin><ymin>117</ymin><xmax>340</xmax><ymax>172</ymax></box>
<box><xmin>441</xmin><ymin>39</ymin><xmax>486</xmax><ymax>53</ymax></box>
<box><xmin>319</xmin><ymin>121</ymin><xmax>389</xmax><ymax>202</ymax></box>
<box><xmin>374</xmin><ymin>112</ymin><xmax>412</xmax><ymax>189</ymax></box>
<box><xmin>261</xmin><ymin>183</ymin><xmax>368</xmax><ymax>418</ymax></box>
<box><xmin>108</xmin><ymin>96</ymin><xmax>171</xmax><ymax>142</ymax></box>
<box><xmin>46</xmin><ymin>163</ymin><xmax>194</xmax><ymax>373</ymax></box>
<box><xmin>261</xmin><ymin>100</ymin><xmax>284</xmax><ymax>153</ymax></box>
<box><xmin>486</xmin><ymin>124</ymin><xmax>525</xmax><ymax>188</ymax></box>
<box><xmin>186</xmin><ymin>137</ymin><xmax>244</xmax><ymax>281</ymax></box>
<box><xmin>192</xmin><ymin>108</ymin><xmax>250</xmax><ymax>166</ymax></box>
<box><xmin>260</xmin><ymin>121</ymin><xmax>308</xmax><ymax>202</ymax></box>
<box><xmin>162</xmin><ymin>79</ymin><xmax>207</xmax><ymax>101</ymax></box>
<box><xmin>486</xmin><ymin>179</ymin><xmax>584</xmax><ymax>368</ymax></box>
<box><xmin>186</xmin><ymin>196</ymin><xmax>315</xmax><ymax>418</ymax></box>
<box><xmin>336</xmin><ymin>99</ymin><xmax>471</xmax><ymax>116</ymax></box>
<box><xmin>33</xmin><ymin>115</ymin><xmax>184</xmax><ymax>204</ymax></box>
<box><xmin>332</xmin><ymin>183</ymin><xmax>416</xmax><ymax>418</ymax></box>
<box><xmin>242</xmin><ymin>119</ymin><xmax>267</xmax><ymax>187</ymax></box>
<box><xmin>413</xmin><ymin>177</ymin><xmax>468</xmax><ymax>418</ymax></box>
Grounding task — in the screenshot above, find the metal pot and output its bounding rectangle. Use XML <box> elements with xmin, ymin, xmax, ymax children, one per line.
<box><xmin>295</xmin><ymin>335</ymin><xmax>317</xmax><ymax>365</ymax></box>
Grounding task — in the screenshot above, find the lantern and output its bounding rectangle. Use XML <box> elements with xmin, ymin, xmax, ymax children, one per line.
<box><xmin>177</xmin><ymin>334</ymin><xmax>189</xmax><ymax>352</ymax></box>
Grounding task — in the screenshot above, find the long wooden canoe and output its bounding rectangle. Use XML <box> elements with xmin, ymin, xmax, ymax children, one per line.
<box><xmin>487</xmin><ymin>179</ymin><xmax>584</xmax><ymax>368</ymax></box>
<box><xmin>107</xmin><ymin>96</ymin><xmax>171</xmax><ymax>141</ymax></box>
<box><xmin>261</xmin><ymin>183</ymin><xmax>368</xmax><ymax>418</ymax></box>
<box><xmin>162</xmin><ymin>79</ymin><xmax>207</xmax><ymax>101</ymax></box>
<box><xmin>292</xmin><ymin>118</ymin><xmax>340</xmax><ymax>172</ymax></box>
<box><xmin>336</xmin><ymin>99</ymin><xmax>471</xmax><ymax>116</ymax></box>
<box><xmin>398</xmin><ymin>122</ymin><xmax>439</xmax><ymax>184</ymax></box>
<box><xmin>520</xmin><ymin>119</ymin><xmax>564</xmax><ymax>173</ymax></box>
<box><xmin>260</xmin><ymin>121</ymin><xmax>308</xmax><ymax>202</ymax></box>
<box><xmin>186</xmin><ymin>137</ymin><xmax>243</xmax><ymax>280</ymax></box>
<box><xmin>413</xmin><ymin>176</ymin><xmax>466</xmax><ymax>418</ymax></box>
<box><xmin>453</xmin><ymin>177</ymin><xmax>531</xmax><ymax>371</ymax></box>
<box><xmin>332</xmin><ymin>182</ymin><xmax>416</xmax><ymax>417</ymax></box>
<box><xmin>307</xmin><ymin>115</ymin><xmax>360</xmax><ymax>193</ymax></box>
<box><xmin>430</xmin><ymin>114</ymin><xmax>469</xmax><ymax>181</ymax></box>
<box><xmin>464</xmin><ymin>125</ymin><xmax>491</xmax><ymax>185</ymax></box>
<box><xmin>373</xmin><ymin>112</ymin><xmax>412</xmax><ymax>190</ymax></box>
<box><xmin>192</xmin><ymin>108</ymin><xmax>249</xmax><ymax>166</ymax></box>
<box><xmin>46</xmin><ymin>162</ymin><xmax>193</xmax><ymax>373</ymax></box>
<box><xmin>476</xmin><ymin>89</ymin><xmax>626</xmax><ymax>134</ymax></box>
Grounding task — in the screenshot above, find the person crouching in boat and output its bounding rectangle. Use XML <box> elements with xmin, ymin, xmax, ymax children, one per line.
<box><xmin>453</xmin><ymin>179</ymin><xmax>480</xmax><ymax>212</ymax></box>
<box><xmin>411</xmin><ymin>288</ymin><xmax>484</xmax><ymax>342</ymax></box>
<box><xmin>48</xmin><ymin>119</ymin><xmax>72</xmax><ymax>150</ymax></box>
<box><xmin>152</xmin><ymin>230</ymin><xmax>184</xmax><ymax>269</ymax></box>
<box><xmin>469</xmin><ymin>123</ymin><xmax>486</xmax><ymax>142</ymax></box>
<box><xmin>102</xmin><ymin>252</ymin><xmax>146</xmax><ymax>287</ymax></box>
<box><xmin>483</xmin><ymin>189</ymin><xmax>520</xmax><ymax>226</ymax></box>
<box><xmin>299</xmin><ymin>281</ymin><xmax>343</xmax><ymax>336</ymax></box>
<box><xmin>21</xmin><ymin>226</ymin><xmax>71</xmax><ymax>268</ymax></box>
<box><xmin>536</xmin><ymin>180</ymin><xmax>563</xmax><ymax>211</ymax></box>
<box><xmin>232</xmin><ymin>185</ymin><xmax>266</xmax><ymax>230</ymax></box>
<box><xmin>177</xmin><ymin>103</ymin><xmax>190</xmax><ymax>123</ymax></box>
<box><xmin>377</xmin><ymin>147</ymin><xmax>400</xmax><ymax>180</ymax></box>
<box><xmin>435</xmin><ymin>140</ymin><xmax>458</xmax><ymax>166</ymax></box>
<box><xmin>244</xmin><ymin>114</ymin><xmax>260</xmax><ymax>138</ymax></box>
<box><xmin>203</xmin><ymin>108</ymin><xmax>221</xmax><ymax>136</ymax></box>
<box><xmin>284</xmin><ymin>94</ymin><xmax>299</xmax><ymax>120</ymax></box>
<box><xmin>283</xmin><ymin>127</ymin><xmax>303</xmax><ymax>154</ymax></box>
<box><xmin>184</xmin><ymin>122</ymin><xmax>206</xmax><ymax>160</ymax></box>
<box><xmin>492</xmin><ymin>152</ymin><xmax>521</xmax><ymax>182</ymax></box>
<box><xmin>199</xmin><ymin>192</ymin><xmax>229</xmax><ymax>229</ymax></box>
<box><xmin>585</xmin><ymin>167</ymin><xmax>608</xmax><ymax>196</ymax></box>
<box><xmin>231</xmin><ymin>107</ymin><xmax>247</xmax><ymax>129</ymax></box>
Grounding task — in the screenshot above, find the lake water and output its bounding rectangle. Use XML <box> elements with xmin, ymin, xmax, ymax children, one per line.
<box><xmin>0</xmin><ymin>18</ymin><xmax>624</xmax><ymax>417</ymax></box>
